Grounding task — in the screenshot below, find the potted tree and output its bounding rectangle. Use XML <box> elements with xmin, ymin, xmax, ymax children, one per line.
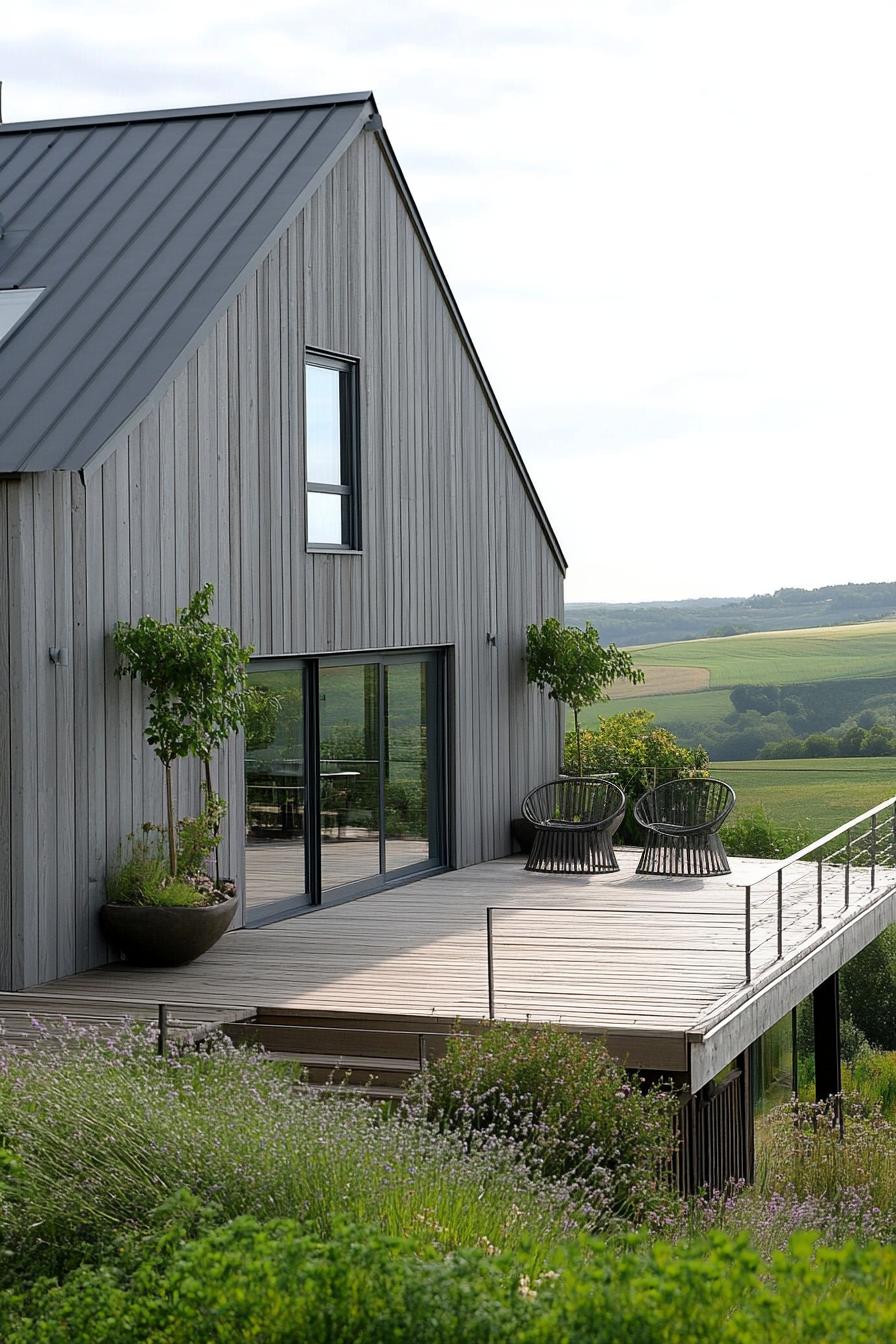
<box><xmin>100</xmin><ymin>585</ymin><xmax>253</xmax><ymax>967</ymax></box>
<box><xmin>512</xmin><ymin>618</ymin><xmax>644</xmax><ymax>852</ymax></box>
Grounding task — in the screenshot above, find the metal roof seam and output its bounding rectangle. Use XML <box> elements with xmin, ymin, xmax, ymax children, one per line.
<box><xmin>74</xmin><ymin>100</ymin><xmax>374</xmax><ymax>478</ymax></box>
<box><xmin>55</xmin><ymin>106</ymin><xmax>343</xmax><ymax>469</ymax></box>
<box><xmin>0</xmin><ymin>121</ymin><xmax>160</xmax><ymax>285</ymax></box>
<box><xmin>0</xmin><ymin>117</ymin><xmax>215</xmax><ymax>412</ymax></box>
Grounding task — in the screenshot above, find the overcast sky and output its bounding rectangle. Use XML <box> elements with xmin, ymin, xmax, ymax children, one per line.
<box><xmin>5</xmin><ymin>1</ymin><xmax>895</xmax><ymax>602</ymax></box>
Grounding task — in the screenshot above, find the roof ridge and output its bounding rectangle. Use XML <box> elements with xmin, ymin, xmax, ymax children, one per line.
<box><xmin>0</xmin><ymin>91</ymin><xmax>375</xmax><ymax>133</ymax></box>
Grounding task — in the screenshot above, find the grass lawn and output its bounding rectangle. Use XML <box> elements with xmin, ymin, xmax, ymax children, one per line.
<box><xmin>714</xmin><ymin>757</ymin><xmax>896</xmax><ymax>836</ymax></box>
<box><xmin>615</xmin><ymin>618</ymin><xmax>896</xmax><ymax>692</ymax></box>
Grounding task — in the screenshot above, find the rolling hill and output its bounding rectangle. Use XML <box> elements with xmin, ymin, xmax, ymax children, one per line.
<box><xmin>579</xmin><ymin>618</ymin><xmax>896</xmax><ymax>763</ymax></box>
<box><xmin>606</xmin><ymin>620</ymin><xmax>896</xmax><ymax>698</ymax></box>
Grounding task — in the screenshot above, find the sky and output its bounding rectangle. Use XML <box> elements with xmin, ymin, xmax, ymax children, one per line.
<box><xmin>4</xmin><ymin>1</ymin><xmax>895</xmax><ymax>602</ymax></box>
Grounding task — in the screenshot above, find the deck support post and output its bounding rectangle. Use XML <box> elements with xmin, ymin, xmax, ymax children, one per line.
<box><xmin>486</xmin><ymin>908</ymin><xmax>495</xmax><ymax>1019</ymax></box>
<box><xmin>812</xmin><ymin>972</ymin><xmax>841</xmax><ymax>1102</ymax></box>
<box><xmin>738</xmin><ymin>1048</ymin><xmax>755</xmax><ymax>1184</ymax></box>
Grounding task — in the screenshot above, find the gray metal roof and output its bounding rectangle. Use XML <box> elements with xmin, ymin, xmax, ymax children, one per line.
<box><xmin>0</xmin><ymin>93</ymin><xmax>374</xmax><ymax>473</ymax></box>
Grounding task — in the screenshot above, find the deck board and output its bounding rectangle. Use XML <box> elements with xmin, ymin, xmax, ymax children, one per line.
<box><xmin>24</xmin><ymin>848</ymin><xmax>895</xmax><ymax>1071</ymax></box>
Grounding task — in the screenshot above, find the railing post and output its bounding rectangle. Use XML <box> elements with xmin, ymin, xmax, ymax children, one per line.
<box><xmin>845</xmin><ymin>830</ymin><xmax>851</xmax><ymax>909</ymax></box>
<box><xmin>486</xmin><ymin>908</ymin><xmax>495</xmax><ymax>1020</ymax></box>
<box><xmin>817</xmin><ymin>857</ymin><xmax>823</xmax><ymax>929</ymax></box>
<box><xmin>777</xmin><ymin>870</ymin><xmax>783</xmax><ymax>960</ymax></box>
<box><xmin>871</xmin><ymin>814</ymin><xmax>877</xmax><ymax>889</ymax></box>
<box><xmin>157</xmin><ymin>1003</ymin><xmax>168</xmax><ymax>1058</ymax></box>
<box><xmin>744</xmin><ymin>885</ymin><xmax>751</xmax><ymax>983</ymax></box>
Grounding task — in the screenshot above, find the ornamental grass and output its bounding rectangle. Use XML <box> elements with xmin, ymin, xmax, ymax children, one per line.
<box><xmin>0</xmin><ymin>1023</ymin><xmax>582</xmax><ymax>1284</ymax></box>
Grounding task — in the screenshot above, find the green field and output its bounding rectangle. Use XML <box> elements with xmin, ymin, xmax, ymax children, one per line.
<box><xmin>714</xmin><ymin>758</ymin><xmax>896</xmax><ymax>836</ymax></box>
<box><xmin>579</xmin><ymin>688</ymin><xmax>733</xmax><ymax>732</ymax></box>
<box><xmin>618</xmin><ymin>619</ymin><xmax>896</xmax><ymax>693</ymax></box>
<box><xmin>575</xmin><ymin>619</ymin><xmax>896</xmax><ymax>756</ymax></box>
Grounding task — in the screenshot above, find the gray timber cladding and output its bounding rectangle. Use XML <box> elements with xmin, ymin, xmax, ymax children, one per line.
<box><xmin>0</xmin><ymin>104</ymin><xmax>565</xmax><ymax>990</ymax></box>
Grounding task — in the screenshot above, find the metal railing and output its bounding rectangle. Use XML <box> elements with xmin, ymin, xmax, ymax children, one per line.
<box><xmin>741</xmin><ymin>794</ymin><xmax>896</xmax><ymax>983</ymax></box>
<box><xmin>485</xmin><ymin>903</ymin><xmax>740</xmax><ymax>1022</ymax></box>
<box><xmin>486</xmin><ymin>796</ymin><xmax>896</xmax><ymax>1018</ymax></box>
<box><xmin>0</xmin><ymin>992</ymin><xmax>255</xmax><ymax>1057</ymax></box>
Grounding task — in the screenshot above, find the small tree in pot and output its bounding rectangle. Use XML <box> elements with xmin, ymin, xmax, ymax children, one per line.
<box><xmin>525</xmin><ymin>618</ymin><xmax>644</xmax><ymax>777</ymax></box>
<box><xmin>102</xmin><ymin>585</ymin><xmax>253</xmax><ymax>966</ymax></box>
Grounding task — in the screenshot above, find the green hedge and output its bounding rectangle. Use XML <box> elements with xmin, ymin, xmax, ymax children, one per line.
<box><xmin>3</xmin><ymin>1209</ymin><xmax>896</xmax><ymax>1343</ymax></box>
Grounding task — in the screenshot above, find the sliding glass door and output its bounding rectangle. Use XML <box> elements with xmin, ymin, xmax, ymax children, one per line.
<box><xmin>244</xmin><ymin>666</ymin><xmax>310</xmax><ymax>921</ymax></box>
<box><xmin>245</xmin><ymin>651</ymin><xmax>444</xmax><ymax>922</ymax></box>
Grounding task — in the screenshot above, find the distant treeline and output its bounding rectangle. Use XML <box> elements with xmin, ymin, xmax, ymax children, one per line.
<box><xmin>566</xmin><ymin>581</ymin><xmax>896</xmax><ymax>647</ymax></box>
<box><xmin>659</xmin><ymin>676</ymin><xmax>896</xmax><ymax>761</ymax></box>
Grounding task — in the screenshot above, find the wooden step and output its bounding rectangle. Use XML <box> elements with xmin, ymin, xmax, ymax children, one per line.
<box><xmin>303</xmin><ymin>1059</ymin><xmax>417</xmax><ymax>1088</ymax></box>
<box><xmin>222</xmin><ymin>1018</ymin><xmax>448</xmax><ymax>1066</ymax></box>
<box><xmin>253</xmin><ymin>1049</ymin><xmax>419</xmax><ymax>1088</ymax></box>
<box><xmin>252</xmin><ymin>1007</ymin><xmax>465</xmax><ymax>1034</ymax></box>
<box><xmin>315</xmin><ymin>1081</ymin><xmax>407</xmax><ymax>1103</ymax></box>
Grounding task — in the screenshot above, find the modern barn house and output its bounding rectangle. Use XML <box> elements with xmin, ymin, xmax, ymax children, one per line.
<box><xmin>0</xmin><ymin>92</ymin><xmax>564</xmax><ymax>986</ymax></box>
<box><xmin>2</xmin><ymin>92</ymin><xmax>895</xmax><ymax>1190</ymax></box>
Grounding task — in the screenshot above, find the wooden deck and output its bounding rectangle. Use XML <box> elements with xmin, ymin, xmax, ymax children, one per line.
<box><xmin>245</xmin><ymin>837</ymin><xmax>431</xmax><ymax>912</ymax></box>
<box><xmin>25</xmin><ymin>848</ymin><xmax>896</xmax><ymax>1082</ymax></box>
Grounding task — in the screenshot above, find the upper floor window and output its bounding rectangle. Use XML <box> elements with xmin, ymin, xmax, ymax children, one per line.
<box><xmin>304</xmin><ymin>351</ymin><xmax>360</xmax><ymax>550</ymax></box>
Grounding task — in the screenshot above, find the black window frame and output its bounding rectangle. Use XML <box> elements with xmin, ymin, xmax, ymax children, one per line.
<box><xmin>304</xmin><ymin>349</ymin><xmax>361</xmax><ymax>552</ymax></box>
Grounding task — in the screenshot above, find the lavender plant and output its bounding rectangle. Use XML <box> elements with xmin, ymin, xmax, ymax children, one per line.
<box><xmin>678</xmin><ymin>1095</ymin><xmax>896</xmax><ymax>1251</ymax></box>
<box><xmin>407</xmin><ymin>1021</ymin><xmax>681</xmax><ymax>1231</ymax></box>
<box><xmin>0</xmin><ymin>1025</ymin><xmax>583</xmax><ymax>1283</ymax></box>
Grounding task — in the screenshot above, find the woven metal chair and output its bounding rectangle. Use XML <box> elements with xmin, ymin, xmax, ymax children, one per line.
<box><xmin>634</xmin><ymin>777</ymin><xmax>735</xmax><ymax>877</ymax></box>
<box><xmin>521</xmin><ymin>778</ymin><xmax>626</xmax><ymax>874</ymax></box>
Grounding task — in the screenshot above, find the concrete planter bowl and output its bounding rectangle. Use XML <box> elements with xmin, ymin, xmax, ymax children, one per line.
<box><xmin>510</xmin><ymin>816</ymin><xmax>536</xmax><ymax>854</ymax></box>
<box><xmin>100</xmin><ymin>892</ymin><xmax>239</xmax><ymax>967</ymax></box>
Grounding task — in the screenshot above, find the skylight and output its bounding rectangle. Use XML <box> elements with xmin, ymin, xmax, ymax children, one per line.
<box><xmin>0</xmin><ymin>288</ymin><xmax>44</xmax><ymax>346</ymax></box>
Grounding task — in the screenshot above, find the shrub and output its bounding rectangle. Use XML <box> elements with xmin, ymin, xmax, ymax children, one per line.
<box><xmin>3</xmin><ymin>1213</ymin><xmax>896</xmax><ymax>1343</ymax></box>
<box><xmin>721</xmin><ymin>805</ymin><xmax>813</xmax><ymax>859</ymax></box>
<box><xmin>105</xmin><ymin>818</ymin><xmax>235</xmax><ymax>907</ymax></box>
<box><xmin>409</xmin><ymin>1021</ymin><xmax>680</xmax><ymax>1230</ymax></box>
<box><xmin>173</xmin><ymin>790</ymin><xmax>227</xmax><ymax>875</ymax></box>
<box><xmin>567</xmin><ymin>711</ymin><xmax>709</xmax><ymax>842</ymax></box>
<box><xmin>0</xmin><ymin>1027</ymin><xmax>578</xmax><ymax>1284</ymax></box>
<box><xmin>841</xmin><ymin>927</ymin><xmax>896</xmax><ymax>1050</ymax></box>
<box><xmin>104</xmin><ymin>834</ymin><xmax>169</xmax><ymax>905</ymax></box>
<box><xmin>848</xmin><ymin>1050</ymin><xmax>896</xmax><ymax>1114</ymax></box>
<box><xmin>796</xmin><ymin>1002</ymin><xmax>868</xmax><ymax>1088</ymax></box>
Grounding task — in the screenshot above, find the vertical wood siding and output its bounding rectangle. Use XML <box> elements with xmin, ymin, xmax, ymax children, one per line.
<box><xmin>1</xmin><ymin>131</ymin><xmax>563</xmax><ymax>989</ymax></box>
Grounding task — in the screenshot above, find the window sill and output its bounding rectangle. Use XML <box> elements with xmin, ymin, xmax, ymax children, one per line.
<box><xmin>306</xmin><ymin>546</ymin><xmax>363</xmax><ymax>556</ymax></box>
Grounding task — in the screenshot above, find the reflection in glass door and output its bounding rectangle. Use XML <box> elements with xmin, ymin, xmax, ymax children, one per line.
<box><xmin>385</xmin><ymin>661</ymin><xmax>431</xmax><ymax>872</ymax></box>
<box><xmin>319</xmin><ymin>663</ymin><xmax>382</xmax><ymax>892</ymax></box>
<box><xmin>244</xmin><ymin>667</ymin><xmax>309</xmax><ymax>920</ymax></box>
